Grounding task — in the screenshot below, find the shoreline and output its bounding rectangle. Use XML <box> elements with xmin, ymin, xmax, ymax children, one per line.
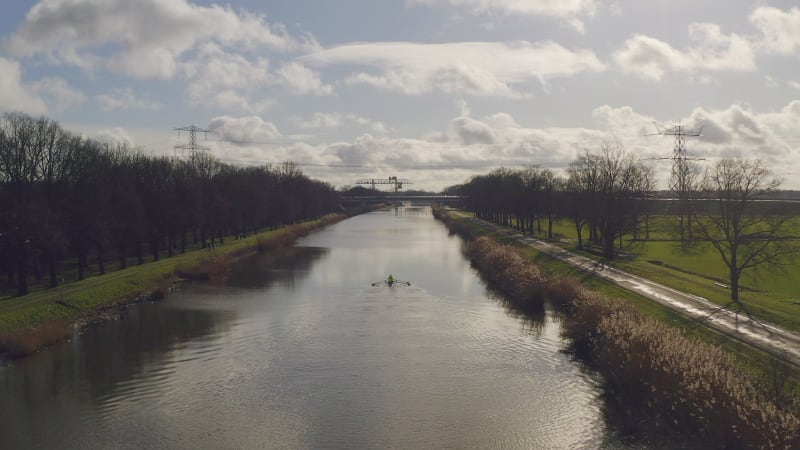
<box><xmin>432</xmin><ymin>205</ymin><xmax>799</xmax><ymax>447</ymax></box>
<box><xmin>0</xmin><ymin>213</ymin><xmax>348</xmax><ymax>360</ymax></box>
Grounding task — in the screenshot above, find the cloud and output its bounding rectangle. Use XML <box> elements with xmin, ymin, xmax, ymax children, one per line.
<box><xmin>451</xmin><ymin>116</ymin><xmax>497</xmax><ymax>144</ymax></box>
<box><xmin>277</xmin><ymin>62</ymin><xmax>333</xmax><ymax>95</ymax></box>
<box><xmin>407</xmin><ymin>0</ymin><xmax>598</xmax><ymax>32</ymax></box>
<box><xmin>6</xmin><ymin>0</ymin><xmax>318</xmax><ymax>78</ymax></box>
<box><xmin>749</xmin><ymin>6</ymin><xmax>800</xmax><ymax>55</ymax></box>
<box><xmin>0</xmin><ymin>57</ymin><xmax>48</xmax><ymax>115</ymax></box>
<box><xmin>302</xmin><ymin>41</ymin><xmax>605</xmax><ymax>97</ymax></box>
<box><xmin>29</xmin><ymin>76</ymin><xmax>85</xmax><ymax>112</ymax></box>
<box><xmin>789</xmin><ymin>80</ymin><xmax>800</xmax><ymax>91</ymax></box>
<box><xmin>208</xmin><ymin>115</ymin><xmax>282</xmax><ymax>144</ymax></box>
<box><xmin>182</xmin><ymin>44</ymin><xmax>275</xmax><ymax>112</ymax></box>
<box><xmin>199</xmin><ymin>100</ymin><xmax>800</xmax><ymax>190</ymax></box>
<box><xmin>96</xmin><ymin>88</ymin><xmax>160</xmax><ymax>111</ymax></box>
<box><xmin>613</xmin><ymin>23</ymin><xmax>755</xmax><ymax>80</ymax></box>
<box><xmin>294</xmin><ymin>112</ymin><xmax>389</xmax><ymax>133</ymax></box>
<box><xmin>91</xmin><ymin>127</ymin><xmax>135</xmax><ymax>147</ymax></box>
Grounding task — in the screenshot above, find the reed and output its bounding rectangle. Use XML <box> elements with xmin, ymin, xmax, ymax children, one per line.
<box><xmin>432</xmin><ymin>205</ymin><xmax>476</xmax><ymax>240</ymax></box>
<box><xmin>565</xmin><ymin>289</ymin><xmax>800</xmax><ymax>447</ymax></box>
<box><xmin>434</xmin><ymin>207</ymin><xmax>800</xmax><ymax>447</ymax></box>
<box><xmin>0</xmin><ymin>320</ymin><xmax>72</xmax><ymax>358</ymax></box>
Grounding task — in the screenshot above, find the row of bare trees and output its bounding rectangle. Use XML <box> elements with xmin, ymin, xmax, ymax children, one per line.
<box><xmin>453</xmin><ymin>142</ymin><xmax>795</xmax><ymax>303</ymax></box>
<box><xmin>0</xmin><ymin>112</ymin><xmax>340</xmax><ymax>296</ymax></box>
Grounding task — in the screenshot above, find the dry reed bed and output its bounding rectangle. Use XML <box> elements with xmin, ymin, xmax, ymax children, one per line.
<box><xmin>434</xmin><ymin>208</ymin><xmax>799</xmax><ymax>448</ymax></box>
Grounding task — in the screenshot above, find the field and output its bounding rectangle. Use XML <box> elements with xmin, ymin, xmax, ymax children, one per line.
<box><xmin>516</xmin><ymin>215</ymin><xmax>800</xmax><ymax>332</ymax></box>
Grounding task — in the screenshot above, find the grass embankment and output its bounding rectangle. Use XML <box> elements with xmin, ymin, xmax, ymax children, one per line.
<box><xmin>0</xmin><ymin>214</ymin><xmax>345</xmax><ymax>358</ymax></box>
<box><xmin>502</xmin><ymin>215</ymin><xmax>800</xmax><ymax>332</ymax></box>
<box><xmin>433</xmin><ymin>206</ymin><xmax>800</xmax><ymax>447</ymax></box>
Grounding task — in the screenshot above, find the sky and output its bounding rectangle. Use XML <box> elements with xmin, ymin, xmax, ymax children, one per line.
<box><xmin>1</xmin><ymin>0</ymin><xmax>800</xmax><ymax>191</ymax></box>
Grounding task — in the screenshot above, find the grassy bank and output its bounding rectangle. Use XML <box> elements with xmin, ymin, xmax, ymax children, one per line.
<box><xmin>501</xmin><ymin>215</ymin><xmax>800</xmax><ymax>332</ymax></box>
<box><xmin>0</xmin><ymin>214</ymin><xmax>345</xmax><ymax>358</ymax></box>
<box><xmin>433</xmin><ymin>206</ymin><xmax>800</xmax><ymax>447</ymax></box>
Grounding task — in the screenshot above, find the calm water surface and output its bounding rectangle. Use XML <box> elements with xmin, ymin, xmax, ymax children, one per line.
<box><xmin>2</xmin><ymin>207</ymin><xmax>628</xmax><ymax>449</ymax></box>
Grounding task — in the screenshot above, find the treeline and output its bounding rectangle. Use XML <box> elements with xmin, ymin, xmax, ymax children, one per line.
<box><xmin>0</xmin><ymin>112</ymin><xmax>340</xmax><ymax>296</ymax></box>
<box><xmin>454</xmin><ymin>143</ymin><xmax>795</xmax><ymax>302</ymax></box>
<box><xmin>457</xmin><ymin>143</ymin><xmax>655</xmax><ymax>259</ymax></box>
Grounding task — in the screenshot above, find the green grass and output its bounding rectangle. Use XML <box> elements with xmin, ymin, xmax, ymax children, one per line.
<box><xmin>447</xmin><ymin>210</ymin><xmax>800</xmax><ymax>385</ymax></box>
<box><xmin>0</xmin><ymin>216</ymin><xmax>342</xmax><ymax>334</ymax></box>
<box><xmin>493</xmin><ymin>214</ymin><xmax>800</xmax><ymax>333</ymax></box>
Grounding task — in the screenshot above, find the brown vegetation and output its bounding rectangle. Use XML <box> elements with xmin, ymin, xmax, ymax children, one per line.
<box><xmin>434</xmin><ymin>207</ymin><xmax>800</xmax><ymax>448</ymax></box>
<box><xmin>0</xmin><ymin>320</ymin><xmax>72</xmax><ymax>358</ymax></box>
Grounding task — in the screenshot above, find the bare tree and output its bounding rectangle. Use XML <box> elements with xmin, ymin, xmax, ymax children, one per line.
<box><xmin>694</xmin><ymin>159</ymin><xmax>795</xmax><ymax>303</ymax></box>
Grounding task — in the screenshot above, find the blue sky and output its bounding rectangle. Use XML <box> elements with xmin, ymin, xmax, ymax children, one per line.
<box><xmin>2</xmin><ymin>0</ymin><xmax>800</xmax><ymax>190</ymax></box>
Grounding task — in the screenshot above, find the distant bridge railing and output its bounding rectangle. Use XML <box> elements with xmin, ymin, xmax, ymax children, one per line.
<box><xmin>341</xmin><ymin>195</ymin><xmax>464</xmax><ymax>205</ymax></box>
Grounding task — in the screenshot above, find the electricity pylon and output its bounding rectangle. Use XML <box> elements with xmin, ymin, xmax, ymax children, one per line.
<box><xmin>649</xmin><ymin>122</ymin><xmax>704</xmax><ymax>245</ymax></box>
<box><xmin>174</xmin><ymin>124</ymin><xmax>210</xmax><ymax>159</ymax></box>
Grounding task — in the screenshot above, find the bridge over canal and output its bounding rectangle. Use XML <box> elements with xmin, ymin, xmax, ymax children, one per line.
<box><xmin>341</xmin><ymin>195</ymin><xmax>464</xmax><ymax>206</ymax></box>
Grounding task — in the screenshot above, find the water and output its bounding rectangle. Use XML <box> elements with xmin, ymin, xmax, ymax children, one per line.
<box><xmin>1</xmin><ymin>206</ymin><xmax>621</xmax><ymax>449</ymax></box>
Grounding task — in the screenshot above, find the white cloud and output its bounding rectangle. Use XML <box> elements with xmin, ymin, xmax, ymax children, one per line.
<box><xmin>197</xmin><ymin>100</ymin><xmax>800</xmax><ymax>190</ymax></box>
<box><xmin>750</xmin><ymin>6</ymin><xmax>800</xmax><ymax>55</ymax></box>
<box><xmin>96</xmin><ymin>88</ymin><xmax>160</xmax><ymax>111</ymax></box>
<box><xmin>183</xmin><ymin>44</ymin><xmax>274</xmax><ymax>112</ymax></box>
<box><xmin>6</xmin><ymin>0</ymin><xmax>318</xmax><ymax>78</ymax></box>
<box><xmin>294</xmin><ymin>112</ymin><xmax>389</xmax><ymax>133</ymax></box>
<box><xmin>92</xmin><ymin>127</ymin><xmax>135</xmax><ymax>147</ymax></box>
<box><xmin>29</xmin><ymin>76</ymin><xmax>85</xmax><ymax>112</ymax></box>
<box><xmin>277</xmin><ymin>62</ymin><xmax>333</xmax><ymax>95</ymax></box>
<box><xmin>302</xmin><ymin>41</ymin><xmax>605</xmax><ymax>97</ymax></box>
<box><xmin>788</xmin><ymin>80</ymin><xmax>800</xmax><ymax>91</ymax></box>
<box><xmin>208</xmin><ymin>115</ymin><xmax>282</xmax><ymax>144</ymax></box>
<box><xmin>613</xmin><ymin>23</ymin><xmax>755</xmax><ymax>80</ymax></box>
<box><xmin>407</xmin><ymin>0</ymin><xmax>598</xmax><ymax>32</ymax></box>
<box><xmin>0</xmin><ymin>57</ymin><xmax>48</xmax><ymax>115</ymax></box>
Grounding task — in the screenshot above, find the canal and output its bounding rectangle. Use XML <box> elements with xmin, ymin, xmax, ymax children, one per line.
<box><xmin>1</xmin><ymin>206</ymin><xmax>632</xmax><ymax>448</ymax></box>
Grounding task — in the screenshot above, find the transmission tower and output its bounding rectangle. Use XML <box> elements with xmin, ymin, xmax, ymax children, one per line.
<box><xmin>649</xmin><ymin>122</ymin><xmax>704</xmax><ymax>244</ymax></box>
<box><xmin>173</xmin><ymin>124</ymin><xmax>210</xmax><ymax>159</ymax></box>
<box><xmin>650</xmin><ymin>123</ymin><xmax>704</xmax><ymax>163</ymax></box>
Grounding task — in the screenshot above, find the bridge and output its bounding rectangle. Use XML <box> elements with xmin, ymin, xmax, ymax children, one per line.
<box><xmin>340</xmin><ymin>195</ymin><xmax>464</xmax><ymax>206</ymax></box>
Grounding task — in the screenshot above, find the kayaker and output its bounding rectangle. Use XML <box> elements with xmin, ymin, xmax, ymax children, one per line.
<box><xmin>387</xmin><ymin>274</ymin><xmax>395</xmax><ymax>284</ymax></box>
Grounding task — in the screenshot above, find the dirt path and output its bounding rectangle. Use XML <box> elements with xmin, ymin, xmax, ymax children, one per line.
<box><xmin>457</xmin><ymin>212</ymin><xmax>800</xmax><ymax>367</ymax></box>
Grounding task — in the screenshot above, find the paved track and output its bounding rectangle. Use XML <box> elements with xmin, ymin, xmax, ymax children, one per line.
<box><xmin>458</xmin><ymin>212</ymin><xmax>800</xmax><ymax>367</ymax></box>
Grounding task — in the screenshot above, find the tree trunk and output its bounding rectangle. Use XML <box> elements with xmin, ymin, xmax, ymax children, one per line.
<box><xmin>731</xmin><ymin>268</ymin><xmax>740</xmax><ymax>302</ymax></box>
<box><xmin>48</xmin><ymin>253</ymin><xmax>58</xmax><ymax>288</ymax></box>
<box><xmin>77</xmin><ymin>247</ymin><xmax>85</xmax><ymax>281</ymax></box>
<box><xmin>730</xmin><ymin>249</ymin><xmax>739</xmax><ymax>302</ymax></box>
<box><xmin>16</xmin><ymin>250</ymin><xmax>28</xmax><ymax>296</ymax></box>
<box><xmin>152</xmin><ymin>238</ymin><xmax>160</xmax><ymax>262</ymax></box>
<box><xmin>574</xmin><ymin>219</ymin><xmax>584</xmax><ymax>249</ymax></box>
<box><xmin>180</xmin><ymin>231</ymin><xmax>186</xmax><ymax>254</ymax></box>
<box><xmin>604</xmin><ymin>234</ymin><xmax>616</xmax><ymax>259</ymax></box>
<box><xmin>33</xmin><ymin>253</ymin><xmax>41</xmax><ymax>281</ymax></box>
<box><xmin>118</xmin><ymin>243</ymin><xmax>127</xmax><ymax>270</ymax></box>
<box><xmin>97</xmin><ymin>244</ymin><xmax>105</xmax><ymax>275</ymax></box>
<box><xmin>136</xmin><ymin>241</ymin><xmax>144</xmax><ymax>265</ymax></box>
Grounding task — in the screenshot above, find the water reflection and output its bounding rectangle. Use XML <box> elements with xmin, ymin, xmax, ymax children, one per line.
<box><xmin>483</xmin><ymin>288</ymin><xmax>547</xmax><ymax>337</ymax></box>
<box><xmin>0</xmin><ymin>207</ymin><xmax>635</xmax><ymax>449</ymax></box>
<box><xmin>226</xmin><ymin>246</ymin><xmax>330</xmax><ymax>289</ymax></box>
